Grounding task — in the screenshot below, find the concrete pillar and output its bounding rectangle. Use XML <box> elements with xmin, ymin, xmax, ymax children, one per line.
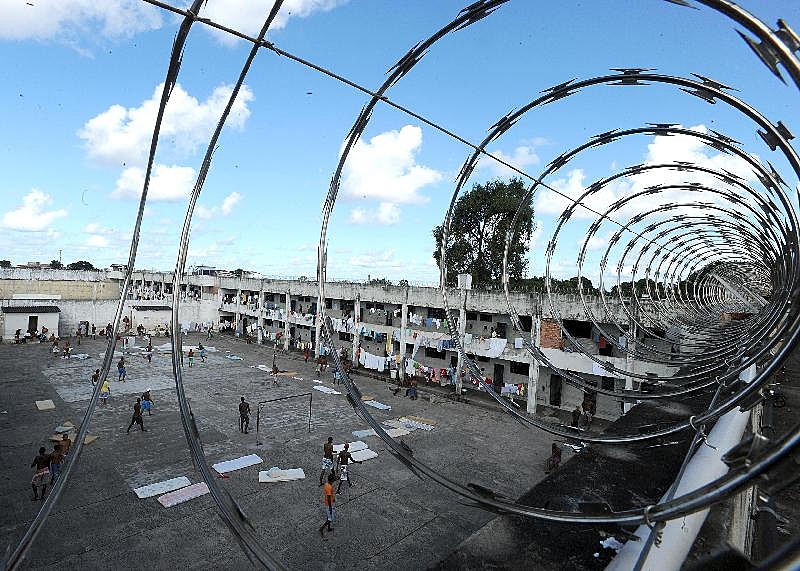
<box><xmin>315</xmin><ymin>292</ymin><xmax>323</xmax><ymax>359</ymax></box>
<box><xmin>235</xmin><ymin>287</ymin><xmax>241</xmax><ymax>335</ymax></box>
<box><xmin>527</xmin><ymin>316</ymin><xmax>541</xmax><ymax>415</ymax></box>
<box><xmin>352</xmin><ymin>294</ymin><xmax>361</xmax><ymax>362</ymax></box>
<box><xmin>455</xmin><ymin>289</ymin><xmax>467</xmax><ymax>396</ymax></box>
<box><xmin>399</xmin><ymin>301</ymin><xmax>408</xmax><ymax>381</ymax></box>
<box><xmin>283</xmin><ymin>289</ymin><xmax>290</xmax><ymax>351</ymax></box>
<box><xmin>257</xmin><ymin>281</ymin><xmax>265</xmax><ymax>344</ymax></box>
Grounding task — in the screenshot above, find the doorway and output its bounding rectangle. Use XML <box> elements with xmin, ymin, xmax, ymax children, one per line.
<box><xmin>28</xmin><ymin>316</ymin><xmax>38</xmax><ymax>333</ymax></box>
<box><xmin>549</xmin><ymin>374</ymin><xmax>562</xmax><ymax>407</ymax></box>
<box><xmin>493</xmin><ymin>363</ymin><xmax>504</xmax><ymax>388</ymax></box>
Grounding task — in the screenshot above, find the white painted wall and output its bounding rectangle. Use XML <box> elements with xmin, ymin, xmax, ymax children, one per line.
<box><xmin>2</xmin><ymin>311</ymin><xmax>59</xmax><ymax>340</ymax></box>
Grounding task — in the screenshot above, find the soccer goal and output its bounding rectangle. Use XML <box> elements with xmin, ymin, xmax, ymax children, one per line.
<box><xmin>255</xmin><ymin>392</ymin><xmax>313</xmax><ymax>446</ymax></box>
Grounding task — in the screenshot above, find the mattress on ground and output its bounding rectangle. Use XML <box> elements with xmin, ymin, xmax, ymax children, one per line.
<box><xmin>333</xmin><ymin>441</ymin><xmax>368</xmax><ymax>453</ymax></box>
<box><xmin>363</xmin><ymin>400</ymin><xmax>391</xmax><ymax>410</ymax></box>
<box><xmin>352</xmin><ymin>429</ymin><xmax>377</xmax><ymax>438</ymax></box>
<box><xmin>385</xmin><ymin>428</ymin><xmax>411</xmax><ymax>438</ymax></box>
<box><xmin>399</xmin><ymin>417</ymin><xmax>435</xmax><ymax>431</ymax></box>
<box><xmin>350</xmin><ymin>449</ymin><xmax>378</xmax><ymax>462</ymax></box>
<box><xmin>258</xmin><ymin>468</ymin><xmax>306</xmax><ymax>483</ymax></box>
<box><xmin>212</xmin><ymin>454</ymin><xmax>263</xmax><ymax>474</ymax></box>
<box><xmin>158</xmin><ymin>482</ymin><xmax>209</xmax><ymax>507</ymax></box>
<box><xmin>313</xmin><ymin>385</ymin><xmax>342</xmax><ymax>395</ymax></box>
<box><xmin>134</xmin><ymin>476</ymin><xmax>192</xmax><ymax>499</ymax></box>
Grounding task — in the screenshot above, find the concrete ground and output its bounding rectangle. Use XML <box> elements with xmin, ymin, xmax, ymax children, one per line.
<box><xmin>0</xmin><ymin>333</ymin><xmax>568</xmax><ymax>570</ymax></box>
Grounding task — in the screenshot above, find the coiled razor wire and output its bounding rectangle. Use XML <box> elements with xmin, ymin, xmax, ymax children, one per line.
<box><xmin>5</xmin><ymin>1</ymin><xmax>799</xmax><ymax>570</ymax></box>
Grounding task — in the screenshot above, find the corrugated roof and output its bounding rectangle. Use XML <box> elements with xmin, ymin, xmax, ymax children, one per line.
<box><xmin>2</xmin><ymin>305</ymin><xmax>60</xmax><ymax>313</ymax></box>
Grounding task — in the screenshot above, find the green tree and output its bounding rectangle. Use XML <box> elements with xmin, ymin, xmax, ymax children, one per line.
<box><xmin>398</xmin><ymin>279</ymin><xmax>410</xmax><ymax>288</ymax></box>
<box><xmin>233</xmin><ymin>268</ymin><xmax>244</xmax><ymax>278</ymax></box>
<box><xmin>0</xmin><ymin>260</ymin><xmax>11</xmax><ymax>268</ymax></box>
<box><xmin>67</xmin><ymin>260</ymin><xmax>95</xmax><ymax>271</ymax></box>
<box><xmin>433</xmin><ymin>178</ymin><xmax>533</xmax><ymax>289</ymax></box>
<box><xmin>50</xmin><ymin>260</ymin><xmax>63</xmax><ymax>269</ymax></box>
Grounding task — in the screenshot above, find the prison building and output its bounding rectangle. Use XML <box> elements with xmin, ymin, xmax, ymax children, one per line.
<box><xmin>0</xmin><ymin>268</ymin><xmax>677</xmax><ymax>421</ymax></box>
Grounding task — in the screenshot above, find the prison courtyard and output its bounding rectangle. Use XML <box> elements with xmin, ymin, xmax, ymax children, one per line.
<box><xmin>1</xmin><ymin>333</ymin><xmax>573</xmax><ymax>570</ymax></box>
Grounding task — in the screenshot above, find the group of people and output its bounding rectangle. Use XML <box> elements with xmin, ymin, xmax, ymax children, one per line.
<box><xmin>233</xmin><ymin>399</ymin><xmax>363</xmax><ymax>539</ymax></box>
<box><xmin>571</xmin><ymin>401</ymin><xmax>595</xmax><ymax>428</ymax></box>
<box><xmin>318</xmin><ymin>437</ymin><xmax>363</xmax><ymax>537</ymax></box>
<box><xmin>30</xmin><ymin>434</ymin><xmax>72</xmax><ymax>501</ymax></box>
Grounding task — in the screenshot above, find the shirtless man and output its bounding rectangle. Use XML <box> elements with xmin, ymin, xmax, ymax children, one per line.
<box><xmin>335</xmin><ymin>443</ymin><xmax>362</xmax><ymax>493</ymax></box>
<box><xmin>141</xmin><ymin>389</ymin><xmax>153</xmax><ymax>416</ymax></box>
<box><xmin>30</xmin><ymin>447</ymin><xmax>51</xmax><ymax>500</ymax></box>
<box><xmin>50</xmin><ymin>443</ymin><xmax>63</xmax><ymax>482</ymax></box>
<box><xmin>91</xmin><ymin>369</ymin><xmax>100</xmax><ymax>386</ymax></box>
<box><xmin>319</xmin><ymin>437</ymin><xmax>335</xmax><ymax>486</ymax></box>
<box><xmin>239</xmin><ymin>397</ymin><xmax>251</xmax><ymax>434</ymax></box>
<box><xmin>117</xmin><ymin>356</ymin><xmax>126</xmax><ymax>382</ymax></box>
<box><xmin>126</xmin><ymin>398</ymin><xmax>146</xmax><ymax>433</ymax></box>
<box><xmin>60</xmin><ymin>433</ymin><xmax>72</xmax><ymax>457</ymax></box>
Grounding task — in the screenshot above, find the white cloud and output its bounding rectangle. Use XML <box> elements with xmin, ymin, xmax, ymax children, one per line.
<box><xmin>585</xmin><ymin>232</ymin><xmax>612</xmax><ymax>251</ymax></box>
<box><xmin>86</xmin><ymin>234</ymin><xmax>109</xmax><ymax>247</ymax></box>
<box><xmin>377</xmin><ymin>202</ymin><xmax>401</xmax><ymax>225</ymax></box>
<box><xmin>479</xmin><ymin>144</ymin><xmax>541</xmax><ymax>177</ymax></box>
<box><xmin>1</xmin><ymin>190</ymin><xmax>67</xmax><ymax>232</ymax></box>
<box><xmin>535</xmin><ymin>168</ymin><xmax>594</xmax><ymax>216</ymax></box>
<box><xmin>221</xmin><ymin>192</ymin><xmax>242</xmax><ymax>215</ymax></box>
<box><xmin>112</xmin><ymin>164</ymin><xmax>197</xmax><ymax>202</ymax></box>
<box><xmin>188</xmin><ymin>236</ymin><xmax>238</xmax><ymax>259</ymax></box>
<box><xmin>535</xmin><ymin>125</ymin><xmax>756</xmax><ymax>222</ymax></box>
<box><xmin>83</xmin><ymin>222</ymin><xmax>114</xmax><ymax>234</ymax></box>
<box><xmin>79</xmin><ymin>83</ymin><xmax>254</xmax><ymax>168</ymax></box>
<box><xmin>196</xmin><ymin>192</ymin><xmax>243</xmax><ymax>219</ymax></box>
<box><xmin>0</xmin><ymin>0</ymin><xmax>162</xmax><ymax>41</ymax></box>
<box><xmin>348</xmin><ymin>202</ymin><xmax>402</xmax><ymax>225</ymax></box>
<box><xmin>349</xmin><ymin>208</ymin><xmax>367</xmax><ymax>224</ymax></box>
<box><xmin>200</xmin><ymin>0</ymin><xmax>349</xmax><ymax>45</ymax></box>
<box><xmin>347</xmin><ymin>249</ymin><xmax>403</xmax><ymax>270</ymax></box>
<box><xmin>342</xmin><ymin>125</ymin><xmax>442</xmax><ymax>205</ymax></box>
<box><xmin>196</xmin><ymin>205</ymin><xmax>215</xmax><ymax>220</ymax></box>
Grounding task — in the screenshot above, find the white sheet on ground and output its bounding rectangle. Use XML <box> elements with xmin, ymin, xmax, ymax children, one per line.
<box><xmin>212</xmin><ymin>454</ymin><xmax>263</xmax><ymax>473</ymax></box>
<box><xmin>134</xmin><ymin>476</ymin><xmax>192</xmax><ymax>498</ymax></box>
<box><xmin>35</xmin><ymin>400</ymin><xmax>55</xmax><ymax>411</ymax></box>
<box><xmin>333</xmin><ymin>441</ymin><xmax>368</xmax><ymax>453</ymax></box>
<box><xmin>363</xmin><ymin>400</ymin><xmax>391</xmax><ymax>410</ymax></box>
<box><xmin>399</xmin><ymin>417</ymin><xmax>435</xmax><ymax>431</ymax></box>
<box><xmin>258</xmin><ymin>467</ymin><xmax>306</xmax><ymax>483</ymax></box>
<box><xmin>386</xmin><ymin>428</ymin><xmax>411</xmax><ymax>437</ymax></box>
<box><xmin>313</xmin><ymin>385</ymin><xmax>342</xmax><ymax>395</ymax></box>
<box><xmin>352</xmin><ymin>429</ymin><xmax>377</xmax><ymax>438</ymax></box>
<box><xmin>350</xmin><ymin>449</ymin><xmax>378</xmax><ymax>462</ymax></box>
<box><xmin>158</xmin><ymin>482</ymin><xmax>209</xmax><ymax>507</ymax></box>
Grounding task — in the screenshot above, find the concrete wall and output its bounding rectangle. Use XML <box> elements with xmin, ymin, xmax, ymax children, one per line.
<box><xmin>0</xmin><ymin>268</ymin><xmax>120</xmax><ymax>301</ymax></box>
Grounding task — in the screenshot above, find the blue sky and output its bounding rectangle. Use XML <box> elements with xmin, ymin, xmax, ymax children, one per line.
<box><xmin>0</xmin><ymin>0</ymin><xmax>798</xmax><ymax>285</ymax></box>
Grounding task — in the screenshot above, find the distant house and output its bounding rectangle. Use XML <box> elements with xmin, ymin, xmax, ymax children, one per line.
<box><xmin>1</xmin><ymin>305</ymin><xmax>60</xmax><ymax>340</ymax></box>
<box><xmin>191</xmin><ymin>265</ymin><xmax>217</xmax><ymax>276</ymax></box>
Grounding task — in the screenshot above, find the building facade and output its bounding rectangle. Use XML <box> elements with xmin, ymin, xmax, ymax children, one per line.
<box><xmin>0</xmin><ymin>268</ymin><xmax>677</xmax><ymax>421</ymax></box>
